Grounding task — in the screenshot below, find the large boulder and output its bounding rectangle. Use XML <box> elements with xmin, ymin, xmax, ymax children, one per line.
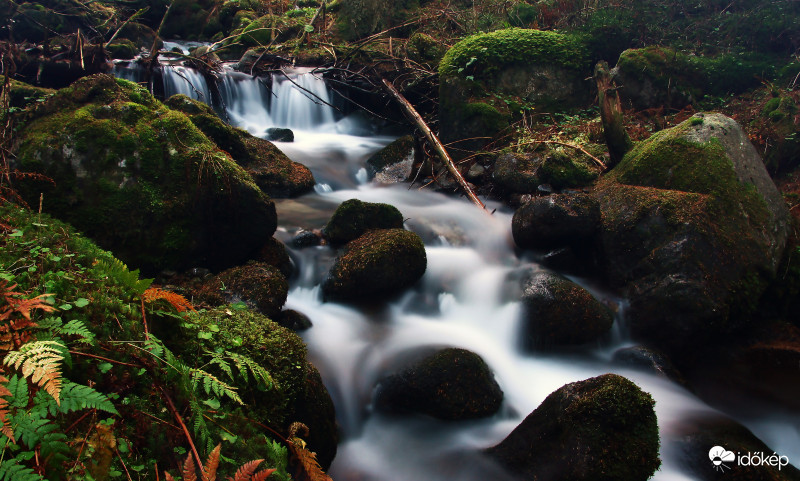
<box><xmin>12</xmin><ymin>75</ymin><xmax>276</xmax><ymax>273</ymax></box>
<box><xmin>321</xmin><ymin>228</ymin><xmax>426</xmax><ymax>302</ymax></box>
<box><xmin>518</xmin><ymin>269</ymin><xmax>613</xmax><ymax>349</ymax></box>
<box><xmin>486</xmin><ymin>373</ymin><xmax>660</xmax><ymax>481</ymax></box>
<box><xmin>195</xmin><ymin>261</ymin><xmax>288</xmax><ymax>319</ymax></box>
<box><xmin>593</xmin><ymin>113</ymin><xmax>790</xmax><ymax>354</ymax></box>
<box><xmin>438</xmin><ymin>29</ymin><xmax>590</xmax><ymax>157</ymax></box>
<box><xmin>512</xmin><ymin>192</ymin><xmax>601</xmax><ymax>250</ymax></box>
<box><xmin>323</xmin><ymin>198</ymin><xmax>405</xmax><ymax>245</ymax></box>
<box><xmin>165</xmin><ymin>94</ymin><xmax>314</xmax><ymax>197</ymax></box>
<box><xmin>375</xmin><ymin>348</ymin><xmax>503</xmax><ymax>420</ymax></box>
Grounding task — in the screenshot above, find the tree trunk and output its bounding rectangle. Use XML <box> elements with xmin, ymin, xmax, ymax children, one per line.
<box><xmin>594</xmin><ymin>60</ymin><xmax>631</xmax><ymax>168</ymax></box>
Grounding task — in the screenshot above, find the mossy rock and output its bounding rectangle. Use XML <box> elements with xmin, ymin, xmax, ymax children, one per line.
<box><xmin>614</xmin><ymin>46</ymin><xmax>778</xmax><ymax>110</ymax></box>
<box><xmin>375</xmin><ymin>348</ymin><xmax>503</xmax><ymax>420</ymax></box>
<box><xmin>593</xmin><ymin>113</ymin><xmax>790</xmax><ymax>355</ymax></box>
<box><xmin>518</xmin><ymin>269</ymin><xmax>613</xmax><ymax>349</ymax></box>
<box><xmin>12</xmin><ymin>74</ymin><xmax>277</xmax><ymax>274</ymax></box>
<box><xmin>323</xmin><ymin>198</ymin><xmax>405</xmax><ymax>245</ymax></box>
<box><xmin>365</xmin><ymin>135</ymin><xmax>415</xmax><ymax>183</ymax></box>
<box><xmin>406</xmin><ymin>32</ymin><xmax>446</xmax><ymax>67</ymax></box>
<box><xmin>486</xmin><ymin>373</ymin><xmax>660</xmax><ymax>481</ymax></box>
<box><xmin>195</xmin><ymin>261</ymin><xmax>288</xmax><ymax>319</ymax></box>
<box><xmin>492</xmin><ymin>152</ymin><xmax>542</xmax><ymax>194</ymax></box>
<box><xmin>512</xmin><ymin>193</ymin><xmax>601</xmax><ymax>251</ymax></box>
<box><xmin>1</xmin><ymin>76</ymin><xmax>55</xmax><ymax>109</ymax></box>
<box><xmin>760</xmin><ymin>93</ymin><xmax>800</xmax><ymax>174</ymax></box>
<box><xmin>322</xmin><ymin>228</ymin><xmax>427</xmax><ymax>302</ymax></box>
<box><xmin>165</xmin><ymin>94</ymin><xmax>314</xmax><ymax>197</ymax></box>
<box><xmin>105</xmin><ymin>39</ymin><xmax>139</xmax><ymax>60</ymax></box>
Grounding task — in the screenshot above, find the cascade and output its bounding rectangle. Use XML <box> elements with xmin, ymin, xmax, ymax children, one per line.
<box><xmin>111</xmin><ymin>48</ymin><xmax>800</xmax><ymax>480</ymax></box>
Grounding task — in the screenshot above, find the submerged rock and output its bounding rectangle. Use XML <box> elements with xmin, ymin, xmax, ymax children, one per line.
<box><xmin>13</xmin><ymin>74</ymin><xmax>276</xmax><ymax>273</ymax></box>
<box><xmin>322</xmin><ymin>228</ymin><xmax>426</xmax><ymax>302</ymax></box>
<box><xmin>366</xmin><ymin>134</ymin><xmax>415</xmax><ymax>184</ymax></box>
<box><xmin>486</xmin><ymin>373</ymin><xmax>660</xmax><ymax>481</ymax></box>
<box><xmin>375</xmin><ymin>348</ymin><xmax>503</xmax><ymax>420</ymax></box>
<box><xmin>323</xmin><ymin>198</ymin><xmax>405</xmax><ymax>245</ymax></box>
<box><xmin>265</xmin><ymin>127</ymin><xmax>294</xmax><ymax>142</ymax></box>
<box><xmin>518</xmin><ymin>269</ymin><xmax>613</xmax><ymax>349</ymax></box>
<box><xmin>593</xmin><ymin>113</ymin><xmax>790</xmax><ymax>355</ymax></box>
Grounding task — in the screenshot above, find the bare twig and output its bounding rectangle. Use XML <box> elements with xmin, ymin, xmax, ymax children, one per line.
<box><xmin>160</xmin><ymin>386</ymin><xmax>202</xmax><ymax>470</ymax></box>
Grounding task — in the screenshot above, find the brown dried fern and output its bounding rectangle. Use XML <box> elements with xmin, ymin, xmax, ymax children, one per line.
<box><xmin>3</xmin><ymin>340</ymin><xmax>64</xmax><ymax>404</ymax></box>
<box><xmin>0</xmin><ymin>281</ymin><xmax>56</xmax><ymax>350</ymax></box>
<box><xmin>143</xmin><ymin>287</ymin><xmax>196</xmax><ymax>313</ymax></box>
<box><xmin>164</xmin><ymin>444</ymin><xmax>276</xmax><ymax>481</ymax></box>
<box><xmin>288</xmin><ymin>422</ymin><xmax>333</xmax><ymax>481</ymax></box>
<box><xmin>0</xmin><ymin>373</ymin><xmax>13</xmax><ymax>442</ymax></box>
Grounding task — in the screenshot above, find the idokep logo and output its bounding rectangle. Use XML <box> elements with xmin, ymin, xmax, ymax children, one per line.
<box><xmin>709</xmin><ymin>445</ymin><xmax>791</xmax><ymax>472</ymax></box>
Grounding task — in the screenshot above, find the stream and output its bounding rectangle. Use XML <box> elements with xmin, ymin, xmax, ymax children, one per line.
<box><xmin>113</xmin><ymin>54</ymin><xmax>800</xmax><ymax>480</ymax></box>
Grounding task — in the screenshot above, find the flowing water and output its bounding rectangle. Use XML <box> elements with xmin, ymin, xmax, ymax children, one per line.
<box><xmin>114</xmin><ymin>57</ymin><xmax>800</xmax><ymax>480</ymax></box>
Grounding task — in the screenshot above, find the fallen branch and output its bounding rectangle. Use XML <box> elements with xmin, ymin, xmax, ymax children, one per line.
<box><xmin>381</xmin><ymin>78</ymin><xmax>485</xmax><ymax>209</ymax></box>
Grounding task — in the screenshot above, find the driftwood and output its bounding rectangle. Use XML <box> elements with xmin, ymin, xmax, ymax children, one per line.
<box><xmin>594</xmin><ymin>60</ymin><xmax>631</xmax><ymax>168</ymax></box>
<box><xmin>381</xmin><ymin>78</ymin><xmax>485</xmax><ymax>210</ymax></box>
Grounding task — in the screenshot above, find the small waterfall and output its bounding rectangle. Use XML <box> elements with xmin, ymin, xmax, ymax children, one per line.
<box><xmin>217</xmin><ymin>71</ymin><xmax>273</xmax><ymax>136</ymax></box>
<box><xmin>162</xmin><ymin>65</ymin><xmax>212</xmax><ymax>102</ymax></box>
<box><xmin>269</xmin><ymin>68</ymin><xmax>337</xmax><ymax>130</ymax></box>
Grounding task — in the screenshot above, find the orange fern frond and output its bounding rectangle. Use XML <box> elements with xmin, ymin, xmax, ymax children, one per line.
<box><xmin>166</xmin><ymin>445</ymin><xmax>275</xmax><ymax>481</ymax></box>
<box><xmin>143</xmin><ymin>287</ymin><xmax>196</xmax><ymax>313</ymax></box>
<box><xmin>0</xmin><ymin>280</ymin><xmax>56</xmax><ymax>350</ymax></box>
<box><xmin>183</xmin><ymin>453</ymin><xmax>198</xmax><ymax>481</ymax></box>
<box><xmin>228</xmin><ymin>459</ymin><xmax>276</xmax><ymax>481</ymax></box>
<box><xmin>202</xmin><ymin>444</ymin><xmax>221</xmax><ymax>481</ymax></box>
<box><xmin>0</xmin><ymin>374</ymin><xmax>14</xmax><ymax>442</ymax></box>
<box><xmin>288</xmin><ymin>423</ymin><xmax>333</xmax><ymax>481</ymax></box>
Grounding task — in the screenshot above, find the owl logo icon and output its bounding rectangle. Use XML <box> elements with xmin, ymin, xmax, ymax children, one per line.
<box><xmin>709</xmin><ymin>445</ymin><xmax>736</xmax><ymax>472</ymax></box>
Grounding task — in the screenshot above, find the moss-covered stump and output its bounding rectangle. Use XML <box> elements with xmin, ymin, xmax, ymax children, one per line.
<box><xmin>486</xmin><ymin>373</ymin><xmax>660</xmax><ymax>481</ymax></box>
<box><xmin>323</xmin><ymin>198</ymin><xmax>405</xmax><ymax>245</ymax></box>
<box><xmin>182</xmin><ymin>308</ymin><xmax>338</xmax><ymax>469</ymax></box>
<box><xmin>195</xmin><ymin>261</ymin><xmax>288</xmax><ymax>319</ymax></box>
<box><xmin>614</xmin><ymin>46</ymin><xmax>777</xmax><ymax>110</ymax></box>
<box><xmin>673</xmin><ymin>414</ymin><xmax>800</xmax><ymax>481</ymax></box>
<box><xmin>375</xmin><ymin>348</ymin><xmax>503</xmax><ymax>420</ymax></box>
<box><xmin>165</xmin><ymin>94</ymin><xmax>315</xmax><ymax>197</ymax></box>
<box><xmin>12</xmin><ymin>74</ymin><xmax>277</xmax><ymax>273</ymax></box>
<box><xmin>438</xmin><ymin>29</ymin><xmax>590</xmax><ymax>156</ymax></box>
<box><xmin>519</xmin><ymin>270</ymin><xmax>613</xmax><ymax>349</ymax></box>
<box><xmin>321</xmin><ymin>228</ymin><xmax>426</xmax><ymax>302</ymax></box>
<box><xmin>593</xmin><ymin>113</ymin><xmax>791</xmax><ymax>355</ymax></box>
<box><xmin>366</xmin><ymin>135</ymin><xmax>415</xmax><ymax>184</ymax></box>
<box><xmin>512</xmin><ymin>193</ymin><xmax>601</xmax><ymax>251</ymax></box>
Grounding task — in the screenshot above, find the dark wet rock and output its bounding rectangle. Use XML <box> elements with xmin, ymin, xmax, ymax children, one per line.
<box><xmin>673</xmin><ymin>413</ymin><xmax>800</xmax><ymax>480</ymax></box>
<box><xmin>375</xmin><ymin>348</ymin><xmax>503</xmax><ymax>420</ymax></box>
<box><xmin>323</xmin><ymin>198</ymin><xmax>405</xmax><ymax>245</ymax></box>
<box><xmin>196</xmin><ymin>262</ymin><xmax>288</xmax><ymax>319</ymax></box>
<box><xmin>612</xmin><ymin>346</ymin><xmax>686</xmax><ymax>385</ymax></box>
<box><xmin>519</xmin><ymin>269</ymin><xmax>613</xmax><ymax>349</ymax></box>
<box><xmin>13</xmin><ymin>75</ymin><xmax>276</xmax><ymax>273</ymax></box>
<box><xmin>366</xmin><ymin>134</ymin><xmax>415</xmax><ymax>184</ymax></box>
<box><xmin>512</xmin><ymin>192</ymin><xmax>601</xmax><ymax>251</ymax></box>
<box><xmin>265</xmin><ymin>127</ymin><xmax>294</xmax><ymax>142</ymax></box>
<box><xmin>256</xmin><ymin>237</ymin><xmax>294</xmax><ymax>278</ymax></box>
<box><xmin>593</xmin><ymin>113</ymin><xmax>791</xmax><ymax>355</ymax></box>
<box><xmin>492</xmin><ymin>152</ymin><xmax>542</xmax><ymax>194</ymax></box>
<box><xmin>486</xmin><ymin>373</ymin><xmax>660</xmax><ymax>481</ymax></box>
<box><xmin>165</xmin><ymin>94</ymin><xmax>314</xmax><ymax>197</ymax></box>
<box><xmin>277</xmin><ymin>309</ymin><xmax>313</xmax><ymax>331</ymax></box>
<box><xmin>290</xmin><ymin>230</ymin><xmax>324</xmax><ymax>248</ymax></box>
<box><xmin>291</xmin><ymin>363</ymin><xmax>339</xmax><ymax>469</ymax></box>
<box><xmin>322</xmin><ymin>229</ymin><xmax>426</xmax><ymax>302</ymax></box>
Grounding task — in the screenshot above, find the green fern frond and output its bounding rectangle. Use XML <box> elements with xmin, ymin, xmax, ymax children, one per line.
<box><xmin>3</xmin><ymin>340</ymin><xmax>64</xmax><ymax>404</ymax></box>
<box><xmin>189</xmin><ymin>398</ymin><xmax>212</xmax><ymax>452</ymax></box>
<box><xmin>5</xmin><ymin>374</ymin><xmax>28</xmax><ymax>409</ymax></box>
<box><xmin>56</xmin><ymin>319</ymin><xmax>95</xmax><ymax>344</ymax></box>
<box><xmin>57</xmin><ymin>381</ymin><xmax>118</xmax><ymax>415</ymax></box>
<box><xmin>0</xmin><ymin>455</ymin><xmax>45</xmax><ymax>481</ymax></box>
<box><xmin>95</xmin><ymin>258</ymin><xmax>153</xmax><ymax>296</ymax></box>
<box><xmin>225</xmin><ymin>351</ymin><xmax>274</xmax><ymax>390</ymax></box>
<box><xmin>205</xmin><ymin>352</ymin><xmax>235</xmax><ymax>381</ymax></box>
<box><xmin>143</xmin><ymin>337</ymin><xmax>165</xmax><ymax>359</ymax></box>
<box><xmin>190</xmin><ymin>369</ymin><xmax>242</xmax><ymax>405</ymax></box>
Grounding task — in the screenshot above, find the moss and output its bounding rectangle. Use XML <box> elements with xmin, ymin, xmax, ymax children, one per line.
<box><xmin>324</xmin><ymin>198</ymin><xmax>405</xmax><ymax>244</ymax></box>
<box><xmin>406</xmin><ymin>32</ymin><xmax>446</xmax><ymax>66</ymax></box>
<box><xmin>538</xmin><ymin>151</ymin><xmax>598</xmax><ymax>190</ymax></box>
<box><xmin>0</xmin><ymin>76</ymin><xmax>55</xmax><ymax>109</ymax></box>
<box><xmin>439</xmin><ymin>28</ymin><xmax>588</xmax><ymax>80</ymax></box>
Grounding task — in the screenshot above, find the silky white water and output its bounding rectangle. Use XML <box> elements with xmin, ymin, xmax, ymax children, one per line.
<box><xmin>113</xmin><ymin>58</ymin><xmax>799</xmax><ymax>480</ymax></box>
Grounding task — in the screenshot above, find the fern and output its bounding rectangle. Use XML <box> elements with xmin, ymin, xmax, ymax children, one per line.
<box><xmin>0</xmin><ymin>455</ymin><xmax>45</xmax><ymax>481</ymax></box>
<box><xmin>143</xmin><ymin>287</ymin><xmax>195</xmax><ymax>313</ymax></box>
<box><xmin>10</xmin><ymin>409</ymin><xmax>71</xmax><ymax>470</ymax></box>
<box><xmin>35</xmin><ymin>317</ymin><xmax>95</xmax><ymax>344</ymax></box>
<box><xmin>164</xmin><ymin>444</ymin><xmax>276</xmax><ymax>481</ymax></box>
<box><xmin>0</xmin><ymin>374</ymin><xmax>13</xmax><ymax>441</ymax></box>
<box><xmin>225</xmin><ymin>352</ymin><xmax>274</xmax><ymax>390</ymax></box>
<box><xmin>190</xmin><ymin>369</ymin><xmax>243</xmax><ymax>405</ymax></box>
<box><xmin>31</xmin><ymin>381</ymin><xmax>118</xmax><ymax>417</ymax></box>
<box><xmin>94</xmin><ymin>258</ymin><xmax>153</xmax><ymax>296</ymax></box>
<box><xmin>3</xmin><ymin>340</ymin><xmax>65</xmax><ymax>404</ymax></box>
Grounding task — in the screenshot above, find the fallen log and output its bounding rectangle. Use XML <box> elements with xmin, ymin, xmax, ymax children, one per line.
<box><xmin>381</xmin><ymin>78</ymin><xmax>486</xmax><ymax>210</ymax></box>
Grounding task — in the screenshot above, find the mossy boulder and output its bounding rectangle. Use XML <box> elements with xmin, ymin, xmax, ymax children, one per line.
<box><xmin>165</xmin><ymin>94</ymin><xmax>314</xmax><ymax>197</ymax></box>
<box><xmin>492</xmin><ymin>152</ymin><xmax>542</xmax><ymax>194</ymax></box>
<box><xmin>518</xmin><ymin>269</ymin><xmax>613</xmax><ymax>349</ymax></box>
<box><xmin>182</xmin><ymin>308</ymin><xmax>338</xmax><ymax>468</ymax></box>
<box><xmin>1</xmin><ymin>76</ymin><xmax>54</xmax><ymax>109</ymax></box>
<box><xmin>406</xmin><ymin>32</ymin><xmax>446</xmax><ymax>67</ymax></box>
<box><xmin>512</xmin><ymin>192</ymin><xmax>601</xmax><ymax>251</ymax></box>
<box><xmin>593</xmin><ymin>113</ymin><xmax>791</xmax><ymax>354</ymax></box>
<box><xmin>438</xmin><ymin>29</ymin><xmax>590</xmax><ymax>156</ymax></box>
<box><xmin>12</xmin><ymin>74</ymin><xmax>277</xmax><ymax>273</ymax></box>
<box><xmin>760</xmin><ymin>93</ymin><xmax>800</xmax><ymax>174</ymax></box>
<box><xmin>366</xmin><ymin>135</ymin><xmax>415</xmax><ymax>184</ymax></box>
<box><xmin>321</xmin><ymin>228</ymin><xmax>427</xmax><ymax>302</ymax></box>
<box><xmin>375</xmin><ymin>348</ymin><xmax>503</xmax><ymax>420</ymax></box>
<box><xmin>255</xmin><ymin>237</ymin><xmax>294</xmax><ymax>278</ymax></box>
<box><xmin>614</xmin><ymin>46</ymin><xmax>777</xmax><ymax>110</ymax></box>
<box><xmin>105</xmin><ymin>39</ymin><xmax>139</xmax><ymax>60</ymax></box>
<box><xmin>486</xmin><ymin>373</ymin><xmax>660</xmax><ymax>481</ymax></box>
<box><xmin>323</xmin><ymin>198</ymin><xmax>405</xmax><ymax>245</ymax></box>
<box><xmin>195</xmin><ymin>261</ymin><xmax>288</xmax><ymax>319</ymax></box>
